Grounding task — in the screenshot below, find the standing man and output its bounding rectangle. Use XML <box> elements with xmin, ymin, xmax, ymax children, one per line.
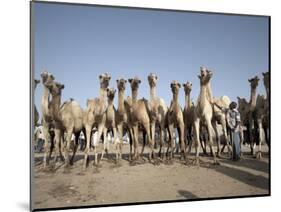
<box><xmin>226</xmin><ymin>102</ymin><xmax>241</xmax><ymax>161</ymax></box>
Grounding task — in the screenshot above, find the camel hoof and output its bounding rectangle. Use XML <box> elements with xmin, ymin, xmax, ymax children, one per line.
<box><xmin>153</xmin><ymin>159</ymin><xmax>160</xmax><ymax>166</ymax></box>
<box><xmin>213</xmin><ymin>160</ymin><xmax>220</xmax><ymax>165</ymax></box>
<box><xmin>192</xmin><ymin>157</ymin><xmax>200</xmax><ymax>166</ymax></box>
<box><xmin>256</xmin><ymin>152</ymin><xmax>262</xmax><ymax>159</ymax></box>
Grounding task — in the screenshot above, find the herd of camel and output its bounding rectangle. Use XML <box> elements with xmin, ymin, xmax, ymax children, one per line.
<box><xmin>33</xmin><ymin>66</ymin><xmax>269</xmax><ymax>169</ymax></box>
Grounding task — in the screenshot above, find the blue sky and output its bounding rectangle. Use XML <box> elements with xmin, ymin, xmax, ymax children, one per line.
<box><xmin>33</xmin><ymin>2</ymin><xmax>269</xmax><ymax>119</ymax></box>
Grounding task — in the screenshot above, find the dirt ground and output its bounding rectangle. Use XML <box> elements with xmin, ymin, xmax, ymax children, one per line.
<box><xmin>32</xmin><ymin>144</ymin><xmax>269</xmax><ymax>210</ymax></box>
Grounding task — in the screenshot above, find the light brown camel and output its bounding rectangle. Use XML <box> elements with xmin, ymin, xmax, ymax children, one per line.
<box><xmin>40</xmin><ymin>71</ymin><xmax>55</xmax><ymax>168</ymax></box>
<box><xmin>237</xmin><ymin>76</ymin><xmax>259</xmax><ymax>155</ymax></box>
<box><xmin>100</xmin><ymin>88</ymin><xmax>119</xmax><ymax>162</ymax></box>
<box><xmin>115</xmin><ymin>78</ymin><xmax>134</xmax><ymax>160</ymax></box>
<box><xmin>128</xmin><ymin>77</ymin><xmax>157</xmax><ymax>163</ymax></box>
<box><xmin>45</xmin><ymin>81</ymin><xmax>84</xmax><ymax>166</ymax></box>
<box><xmin>83</xmin><ymin>73</ymin><xmax>110</xmax><ymax>168</ymax></box>
<box><xmin>193</xmin><ymin>66</ymin><xmax>218</xmax><ymax>165</ymax></box>
<box><xmin>166</xmin><ymin>80</ymin><xmax>186</xmax><ymax>160</ymax></box>
<box><xmin>34</xmin><ymin>79</ymin><xmax>40</xmax><ymax>126</ymax></box>
<box><xmin>182</xmin><ymin>81</ymin><xmax>195</xmax><ymax>154</ymax></box>
<box><xmin>212</xmin><ymin>96</ymin><xmax>232</xmax><ymax>157</ymax></box>
<box><xmin>254</xmin><ymin>94</ymin><xmax>268</xmax><ymax>159</ymax></box>
<box><xmin>254</xmin><ymin>72</ymin><xmax>270</xmax><ymax>158</ymax></box>
<box><xmin>147</xmin><ymin>73</ymin><xmax>168</xmax><ymax>158</ymax></box>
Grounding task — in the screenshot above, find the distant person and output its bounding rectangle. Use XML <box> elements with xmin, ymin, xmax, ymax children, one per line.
<box><xmin>79</xmin><ymin>131</ymin><xmax>85</xmax><ymax>151</ymax></box>
<box><xmin>226</xmin><ymin>102</ymin><xmax>241</xmax><ymax>161</ymax></box>
<box><xmin>34</xmin><ymin>126</ymin><xmax>45</xmax><ymax>153</ymax></box>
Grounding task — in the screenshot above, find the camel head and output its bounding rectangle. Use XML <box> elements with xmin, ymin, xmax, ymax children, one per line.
<box><xmin>262</xmin><ymin>71</ymin><xmax>269</xmax><ymax>88</ymax></box>
<box><xmin>46</xmin><ymin>81</ymin><xmax>65</xmax><ymax>97</ymax></box>
<box><xmin>128</xmin><ymin>77</ymin><xmax>141</xmax><ymax>91</ymax></box>
<box><xmin>106</xmin><ymin>87</ymin><xmax>116</xmax><ymax>100</ymax></box>
<box><xmin>148</xmin><ymin>73</ymin><xmax>158</xmax><ymax>87</ymax></box>
<box><xmin>170</xmin><ymin>80</ymin><xmax>181</xmax><ymax>95</ymax></box>
<box><xmin>198</xmin><ymin>66</ymin><xmax>213</xmax><ymax>85</ymax></box>
<box><xmin>248</xmin><ymin>76</ymin><xmax>259</xmax><ymax>89</ymax></box>
<box><xmin>116</xmin><ymin>78</ymin><xmax>127</xmax><ymax>91</ymax></box>
<box><xmin>34</xmin><ymin>79</ymin><xmax>40</xmax><ymax>89</ymax></box>
<box><xmin>99</xmin><ymin>73</ymin><xmax>111</xmax><ymax>89</ymax></box>
<box><xmin>237</xmin><ymin>96</ymin><xmax>249</xmax><ymax>115</ymax></box>
<box><xmin>182</xmin><ymin>81</ymin><xmax>192</xmax><ymax>94</ymax></box>
<box><xmin>40</xmin><ymin>71</ymin><xmax>55</xmax><ymax>85</ymax></box>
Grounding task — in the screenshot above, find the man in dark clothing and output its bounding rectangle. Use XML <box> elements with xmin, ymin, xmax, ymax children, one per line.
<box><xmin>226</xmin><ymin>102</ymin><xmax>241</xmax><ymax>161</ymax></box>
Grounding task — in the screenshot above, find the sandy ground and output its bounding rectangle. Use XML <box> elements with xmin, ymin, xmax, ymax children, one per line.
<box><xmin>32</xmin><ymin>144</ymin><xmax>269</xmax><ymax>210</ymax></box>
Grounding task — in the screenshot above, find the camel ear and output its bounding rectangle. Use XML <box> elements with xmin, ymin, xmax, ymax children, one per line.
<box><xmin>116</xmin><ymin>79</ymin><xmax>119</xmax><ymax>83</ymax></box>
<box><xmin>198</xmin><ymin>75</ymin><xmax>202</xmax><ymax>79</ymax></box>
<box><xmin>138</xmin><ymin>79</ymin><xmax>141</xmax><ymax>83</ymax></box>
<box><xmin>190</xmin><ymin>83</ymin><xmax>192</xmax><ymax>86</ymax></box>
<box><xmin>182</xmin><ymin>83</ymin><xmax>185</xmax><ymax>87</ymax></box>
<box><xmin>177</xmin><ymin>83</ymin><xmax>181</xmax><ymax>88</ymax></box>
<box><xmin>99</xmin><ymin>75</ymin><xmax>102</xmax><ymax>79</ymax></box>
<box><xmin>128</xmin><ymin>78</ymin><xmax>133</xmax><ymax>83</ymax></box>
<box><xmin>248</xmin><ymin>79</ymin><xmax>251</xmax><ymax>82</ymax></box>
<box><xmin>50</xmin><ymin>74</ymin><xmax>55</xmax><ymax>80</ymax></box>
<box><xmin>108</xmin><ymin>76</ymin><xmax>111</xmax><ymax>80</ymax></box>
<box><xmin>237</xmin><ymin>96</ymin><xmax>241</xmax><ymax>101</ymax></box>
<box><xmin>60</xmin><ymin>84</ymin><xmax>65</xmax><ymax>90</ymax></box>
<box><xmin>262</xmin><ymin>72</ymin><xmax>265</xmax><ymax>76</ymax></box>
<box><xmin>155</xmin><ymin>75</ymin><xmax>158</xmax><ymax>80</ymax></box>
<box><xmin>124</xmin><ymin>79</ymin><xmax>127</xmax><ymax>83</ymax></box>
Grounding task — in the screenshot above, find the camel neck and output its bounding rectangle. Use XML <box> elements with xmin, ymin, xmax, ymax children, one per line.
<box><xmin>107</xmin><ymin>98</ymin><xmax>114</xmax><ymax>106</ymax></box>
<box><xmin>41</xmin><ymin>87</ymin><xmax>50</xmax><ymax>115</ymax></box>
<box><xmin>249</xmin><ymin>87</ymin><xmax>257</xmax><ymax>109</ymax></box>
<box><xmin>150</xmin><ymin>86</ymin><xmax>156</xmax><ymax>100</ymax></box>
<box><xmin>118</xmin><ymin>90</ymin><xmax>125</xmax><ymax>113</ymax></box>
<box><xmin>50</xmin><ymin>94</ymin><xmax>61</xmax><ymax>121</ymax></box>
<box><xmin>184</xmin><ymin>92</ymin><xmax>191</xmax><ymax>109</ymax></box>
<box><xmin>173</xmin><ymin>92</ymin><xmax>179</xmax><ymax>104</ymax></box>
<box><xmin>99</xmin><ymin>88</ymin><xmax>107</xmax><ymax>100</ymax></box>
<box><xmin>199</xmin><ymin>84</ymin><xmax>209</xmax><ymax>104</ymax></box>
<box><xmin>132</xmin><ymin>89</ymin><xmax>138</xmax><ymax>103</ymax></box>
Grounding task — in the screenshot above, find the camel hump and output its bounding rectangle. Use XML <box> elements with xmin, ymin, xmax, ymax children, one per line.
<box><xmin>214</xmin><ymin>95</ymin><xmax>231</xmax><ymax>108</ymax></box>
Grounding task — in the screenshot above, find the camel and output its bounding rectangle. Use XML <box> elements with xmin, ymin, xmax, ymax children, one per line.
<box><xmin>166</xmin><ymin>80</ymin><xmax>186</xmax><ymax>160</ymax></box>
<box><xmin>40</xmin><ymin>71</ymin><xmax>56</xmax><ymax>168</ymax></box>
<box><xmin>212</xmin><ymin>96</ymin><xmax>232</xmax><ymax>157</ymax></box>
<box><xmin>34</xmin><ymin>79</ymin><xmax>40</xmax><ymax>126</ymax></box>
<box><xmin>193</xmin><ymin>66</ymin><xmax>218</xmax><ymax>165</ymax></box>
<box><xmin>254</xmin><ymin>72</ymin><xmax>270</xmax><ymax>158</ymax></box>
<box><xmin>147</xmin><ymin>73</ymin><xmax>168</xmax><ymax>158</ymax></box>
<box><xmin>83</xmin><ymin>73</ymin><xmax>110</xmax><ymax>168</ymax></box>
<box><xmin>101</xmin><ymin>88</ymin><xmax>119</xmax><ymax>162</ymax></box>
<box><xmin>115</xmin><ymin>78</ymin><xmax>134</xmax><ymax>160</ymax></box>
<box><xmin>182</xmin><ymin>81</ymin><xmax>196</xmax><ymax>154</ymax></box>
<box><xmin>45</xmin><ymin>81</ymin><xmax>84</xmax><ymax>166</ymax></box>
<box><xmin>128</xmin><ymin>77</ymin><xmax>157</xmax><ymax>163</ymax></box>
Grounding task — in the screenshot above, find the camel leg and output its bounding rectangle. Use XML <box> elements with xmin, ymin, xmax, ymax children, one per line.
<box><xmin>158</xmin><ymin>125</ymin><xmax>165</xmax><ymax>159</ymax></box>
<box><xmin>94</xmin><ymin>122</ymin><xmax>105</xmax><ymax>165</ymax></box>
<box><xmin>206</xmin><ymin>119</ymin><xmax>219</xmax><ymax>165</ymax></box>
<box><xmin>53</xmin><ymin>128</ymin><xmax>61</xmax><ymax>166</ymax></box>
<box><xmin>42</xmin><ymin>122</ymin><xmax>51</xmax><ymax>168</ymax></box>
<box><xmin>249</xmin><ymin>118</ymin><xmax>255</xmax><ymax>156</ymax></box>
<box><xmin>222</xmin><ymin>121</ymin><xmax>232</xmax><ymax>158</ymax></box>
<box><xmin>112</xmin><ymin>127</ymin><xmax>119</xmax><ymax>163</ymax></box>
<box><xmin>178</xmin><ymin>123</ymin><xmax>186</xmax><ymax>161</ymax></box>
<box><xmin>117</xmin><ymin>124</ymin><xmax>124</xmax><ymax>160</ymax></box>
<box><xmin>212</xmin><ymin>121</ymin><xmax>221</xmax><ymax>157</ymax></box>
<box><xmin>63</xmin><ymin>131</ymin><xmax>73</xmax><ymax>167</ymax></box>
<box><xmin>83</xmin><ymin>126</ymin><xmax>92</xmax><ymax>169</ymax></box>
<box><xmin>143</xmin><ymin>122</ymin><xmax>156</xmax><ymax>164</ymax></box>
<box><xmin>128</xmin><ymin>127</ymin><xmax>134</xmax><ymax>161</ymax></box>
<box><xmin>187</xmin><ymin>126</ymin><xmax>193</xmax><ymax>155</ymax></box>
<box><xmin>101</xmin><ymin>127</ymin><xmax>108</xmax><ymax>161</ymax></box>
<box><xmin>132</xmin><ymin>125</ymin><xmax>139</xmax><ymax>160</ymax></box>
<box><xmin>70</xmin><ymin>132</ymin><xmax>80</xmax><ymax>165</ymax></box>
<box><xmin>140</xmin><ymin>131</ymin><xmax>146</xmax><ymax>157</ymax></box>
<box><xmin>256</xmin><ymin>119</ymin><xmax>263</xmax><ymax>159</ymax></box>
<box><xmin>167</xmin><ymin>124</ymin><xmax>175</xmax><ymax>160</ymax></box>
<box><xmin>193</xmin><ymin>118</ymin><xmax>201</xmax><ymax>165</ymax></box>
